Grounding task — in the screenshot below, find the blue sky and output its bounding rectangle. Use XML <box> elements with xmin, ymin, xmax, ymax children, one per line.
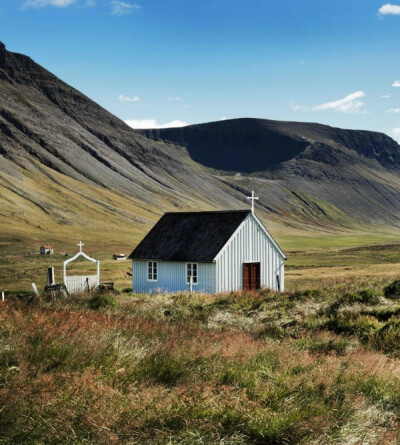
<box><xmin>1</xmin><ymin>0</ymin><xmax>400</xmax><ymax>140</ymax></box>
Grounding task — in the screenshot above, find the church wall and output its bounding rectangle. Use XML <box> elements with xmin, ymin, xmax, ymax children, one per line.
<box><xmin>215</xmin><ymin>214</ymin><xmax>285</xmax><ymax>293</ymax></box>
<box><xmin>132</xmin><ymin>260</ymin><xmax>216</xmax><ymax>294</ymax></box>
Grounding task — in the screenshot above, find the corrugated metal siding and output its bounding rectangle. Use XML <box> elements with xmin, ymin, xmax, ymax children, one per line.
<box><xmin>215</xmin><ymin>214</ymin><xmax>285</xmax><ymax>292</ymax></box>
<box><xmin>132</xmin><ymin>260</ymin><xmax>216</xmax><ymax>294</ymax></box>
<box><xmin>64</xmin><ymin>275</ymin><xmax>99</xmax><ymax>294</ymax></box>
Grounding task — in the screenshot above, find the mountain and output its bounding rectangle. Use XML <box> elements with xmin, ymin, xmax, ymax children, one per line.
<box><xmin>0</xmin><ymin>42</ymin><xmax>248</xmax><ymax>249</ymax></box>
<box><xmin>142</xmin><ymin>119</ymin><xmax>400</xmax><ymax>173</ymax></box>
<box><xmin>142</xmin><ymin>119</ymin><xmax>400</xmax><ymax>227</ymax></box>
<box><xmin>0</xmin><ymin>41</ymin><xmax>399</xmax><ymax>252</ymax></box>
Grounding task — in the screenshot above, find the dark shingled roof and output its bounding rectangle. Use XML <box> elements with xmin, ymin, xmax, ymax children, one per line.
<box><xmin>129</xmin><ymin>210</ymin><xmax>251</xmax><ymax>262</ymax></box>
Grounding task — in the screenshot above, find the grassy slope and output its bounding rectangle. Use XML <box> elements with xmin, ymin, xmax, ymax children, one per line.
<box><xmin>1</xmin><ymin>273</ymin><xmax>400</xmax><ymax>443</ymax></box>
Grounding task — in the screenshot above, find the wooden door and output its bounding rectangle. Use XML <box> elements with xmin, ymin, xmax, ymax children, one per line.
<box><xmin>243</xmin><ymin>262</ymin><xmax>261</xmax><ymax>291</ymax></box>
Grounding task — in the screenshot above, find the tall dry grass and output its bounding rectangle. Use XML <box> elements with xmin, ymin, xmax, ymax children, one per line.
<box><xmin>1</xmin><ymin>278</ymin><xmax>400</xmax><ymax>443</ymax></box>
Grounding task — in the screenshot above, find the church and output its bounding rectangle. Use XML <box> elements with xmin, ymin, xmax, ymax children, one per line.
<box><xmin>129</xmin><ymin>193</ymin><xmax>286</xmax><ymax>294</ymax></box>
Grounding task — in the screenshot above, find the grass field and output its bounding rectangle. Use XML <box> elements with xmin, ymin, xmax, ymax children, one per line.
<box><xmin>1</xmin><ymin>272</ymin><xmax>400</xmax><ymax>443</ymax></box>
<box><xmin>0</xmin><ymin>224</ymin><xmax>399</xmax><ymax>294</ymax></box>
<box><xmin>0</xmin><ymin>230</ymin><xmax>400</xmax><ymax>443</ymax></box>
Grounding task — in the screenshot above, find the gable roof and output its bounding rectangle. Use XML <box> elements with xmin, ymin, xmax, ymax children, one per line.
<box><xmin>129</xmin><ymin>210</ymin><xmax>251</xmax><ymax>262</ymax></box>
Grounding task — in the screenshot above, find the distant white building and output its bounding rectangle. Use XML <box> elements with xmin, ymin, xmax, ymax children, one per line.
<box><xmin>113</xmin><ymin>253</ymin><xmax>126</xmax><ymax>260</ymax></box>
<box><xmin>129</xmin><ymin>206</ymin><xmax>286</xmax><ymax>294</ymax></box>
<box><xmin>40</xmin><ymin>245</ymin><xmax>54</xmax><ymax>255</ymax></box>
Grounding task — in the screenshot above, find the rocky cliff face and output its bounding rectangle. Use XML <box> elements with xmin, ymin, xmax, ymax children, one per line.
<box><xmin>142</xmin><ymin>118</ymin><xmax>400</xmax><ymax>173</ymax></box>
<box><xmin>0</xmin><ymin>42</ymin><xmax>6</xmax><ymax>68</ymax></box>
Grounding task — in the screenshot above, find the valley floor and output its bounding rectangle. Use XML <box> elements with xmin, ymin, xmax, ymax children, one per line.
<box><xmin>1</xmin><ymin>229</ymin><xmax>400</xmax><ymax>293</ymax></box>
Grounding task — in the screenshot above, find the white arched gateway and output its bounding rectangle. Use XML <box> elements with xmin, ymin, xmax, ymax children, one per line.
<box><xmin>63</xmin><ymin>242</ymin><xmax>100</xmax><ymax>294</ymax></box>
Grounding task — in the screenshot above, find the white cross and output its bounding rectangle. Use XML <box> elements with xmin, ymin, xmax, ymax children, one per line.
<box><xmin>247</xmin><ymin>190</ymin><xmax>259</xmax><ymax>213</ymax></box>
<box><xmin>78</xmin><ymin>241</ymin><xmax>84</xmax><ymax>252</ymax></box>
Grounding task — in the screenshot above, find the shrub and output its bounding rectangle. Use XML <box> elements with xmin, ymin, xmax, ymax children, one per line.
<box><xmin>340</xmin><ymin>289</ymin><xmax>379</xmax><ymax>306</ymax></box>
<box><xmin>370</xmin><ymin>318</ymin><xmax>400</xmax><ymax>355</ymax></box>
<box><xmin>88</xmin><ymin>293</ymin><xmax>116</xmax><ymax>310</ymax></box>
<box><xmin>290</xmin><ymin>289</ymin><xmax>322</xmax><ymax>300</ymax></box>
<box><xmin>325</xmin><ymin>314</ymin><xmax>380</xmax><ymax>342</ymax></box>
<box><xmin>384</xmin><ymin>279</ymin><xmax>400</xmax><ymax>300</ymax></box>
<box><xmin>132</xmin><ymin>353</ymin><xmax>186</xmax><ymax>386</ymax></box>
<box><xmin>353</xmin><ymin>315</ymin><xmax>381</xmax><ymax>342</ymax></box>
<box><xmin>358</xmin><ymin>289</ymin><xmax>380</xmax><ymax>305</ymax></box>
<box><xmin>298</xmin><ymin>336</ymin><xmax>349</xmax><ymax>356</ymax></box>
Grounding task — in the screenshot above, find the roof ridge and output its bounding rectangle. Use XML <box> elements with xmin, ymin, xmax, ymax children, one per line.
<box><xmin>163</xmin><ymin>209</ymin><xmax>251</xmax><ymax>215</ymax></box>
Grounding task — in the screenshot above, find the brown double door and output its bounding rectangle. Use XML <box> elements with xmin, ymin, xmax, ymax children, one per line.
<box><xmin>243</xmin><ymin>262</ymin><xmax>261</xmax><ymax>291</ymax></box>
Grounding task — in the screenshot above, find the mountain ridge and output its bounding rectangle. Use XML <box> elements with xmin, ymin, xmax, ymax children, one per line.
<box><xmin>141</xmin><ymin>117</ymin><xmax>400</xmax><ymax>173</ymax></box>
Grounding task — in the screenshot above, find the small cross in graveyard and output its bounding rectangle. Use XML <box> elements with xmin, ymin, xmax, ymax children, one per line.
<box><xmin>247</xmin><ymin>190</ymin><xmax>259</xmax><ymax>213</ymax></box>
<box><xmin>78</xmin><ymin>241</ymin><xmax>84</xmax><ymax>252</ymax></box>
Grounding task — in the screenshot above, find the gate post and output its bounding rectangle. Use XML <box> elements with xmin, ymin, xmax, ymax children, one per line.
<box><xmin>96</xmin><ymin>260</ymin><xmax>100</xmax><ymax>286</ymax></box>
<box><xmin>47</xmin><ymin>267</ymin><xmax>55</xmax><ymax>286</ymax></box>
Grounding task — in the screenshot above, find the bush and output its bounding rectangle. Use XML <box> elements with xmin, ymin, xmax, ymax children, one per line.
<box><xmin>133</xmin><ymin>353</ymin><xmax>186</xmax><ymax>386</ymax></box>
<box><xmin>370</xmin><ymin>318</ymin><xmax>400</xmax><ymax>355</ymax></box>
<box><xmin>353</xmin><ymin>315</ymin><xmax>381</xmax><ymax>342</ymax></box>
<box><xmin>88</xmin><ymin>293</ymin><xmax>116</xmax><ymax>310</ymax></box>
<box><xmin>358</xmin><ymin>289</ymin><xmax>380</xmax><ymax>304</ymax></box>
<box><xmin>341</xmin><ymin>289</ymin><xmax>379</xmax><ymax>306</ymax></box>
<box><xmin>290</xmin><ymin>289</ymin><xmax>322</xmax><ymax>300</ymax></box>
<box><xmin>298</xmin><ymin>336</ymin><xmax>349</xmax><ymax>356</ymax></box>
<box><xmin>325</xmin><ymin>314</ymin><xmax>380</xmax><ymax>342</ymax></box>
<box><xmin>384</xmin><ymin>279</ymin><xmax>400</xmax><ymax>300</ymax></box>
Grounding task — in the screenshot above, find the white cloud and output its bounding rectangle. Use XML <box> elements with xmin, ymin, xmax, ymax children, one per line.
<box><xmin>111</xmin><ymin>0</ymin><xmax>140</xmax><ymax>15</ymax></box>
<box><xmin>118</xmin><ymin>94</ymin><xmax>140</xmax><ymax>102</ymax></box>
<box><xmin>312</xmin><ymin>91</ymin><xmax>366</xmax><ymax>113</ymax></box>
<box><xmin>22</xmin><ymin>0</ymin><xmax>76</xmax><ymax>8</ymax></box>
<box><xmin>125</xmin><ymin>119</ymin><xmax>188</xmax><ymax>129</ymax></box>
<box><xmin>166</xmin><ymin>97</ymin><xmax>181</xmax><ymax>101</ymax></box>
<box><xmin>378</xmin><ymin>3</ymin><xmax>400</xmax><ymax>15</ymax></box>
<box><xmin>381</xmin><ymin>94</ymin><xmax>391</xmax><ymax>98</ymax></box>
<box><xmin>290</xmin><ymin>102</ymin><xmax>308</xmax><ymax>112</ymax></box>
<box><xmin>387</xmin><ymin>107</ymin><xmax>400</xmax><ymax>113</ymax></box>
<box><xmin>219</xmin><ymin>116</ymin><xmax>228</xmax><ymax>121</ymax></box>
<box><xmin>392</xmin><ymin>80</ymin><xmax>400</xmax><ymax>87</ymax></box>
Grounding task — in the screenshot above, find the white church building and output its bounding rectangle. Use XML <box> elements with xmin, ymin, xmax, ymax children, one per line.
<box><xmin>129</xmin><ymin>195</ymin><xmax>286</xmax><ymax>294</ymax></box>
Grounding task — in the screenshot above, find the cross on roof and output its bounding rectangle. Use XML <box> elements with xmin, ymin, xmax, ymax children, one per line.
<box><xmin>247</xmin><ymin>190</ymin><xmax>259</xmax><ymax>213</ymax></box>
<box><xmin>77</xmin><ymin>241</ymin><xmax>84</xmax><ymax>252</ymax></box>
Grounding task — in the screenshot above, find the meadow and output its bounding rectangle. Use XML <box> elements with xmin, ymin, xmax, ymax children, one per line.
<box><xmin>0</xmin><ymin>237</ymin><xmax>400</xmax><ymax>444</ymax></box>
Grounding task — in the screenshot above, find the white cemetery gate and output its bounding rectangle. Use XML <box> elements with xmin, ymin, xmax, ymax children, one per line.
<box><xmin>63</xmin><ymin>242</ymin><xmax>100</xmax><ymax>294</ymax></box>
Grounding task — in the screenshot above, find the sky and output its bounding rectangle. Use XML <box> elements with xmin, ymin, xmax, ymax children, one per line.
<box><xmin>1</xmin><ymin>0</ymin><xmax>400</xmax><ymax>141</ymax></box>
